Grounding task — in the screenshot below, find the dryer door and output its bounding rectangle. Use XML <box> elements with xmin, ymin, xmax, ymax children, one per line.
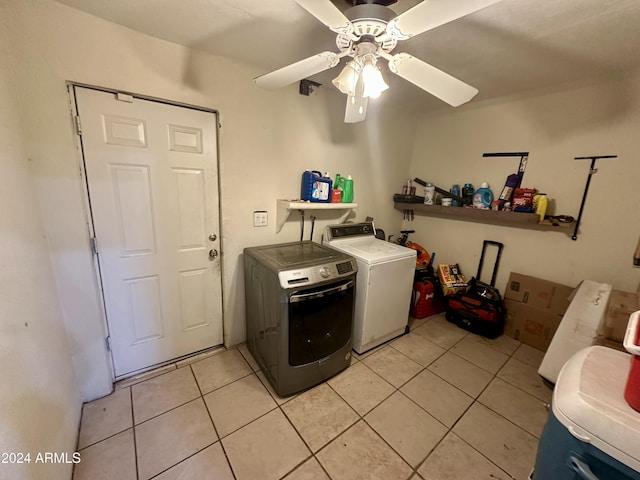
<box><xmin>288</xmin><ymin>279</ymin><xmax>354</xmax><ymax>366</ymax></box>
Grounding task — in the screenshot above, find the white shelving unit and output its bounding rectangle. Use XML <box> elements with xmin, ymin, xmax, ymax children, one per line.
<box><xmin>276</xmin><ymin>199</ymin><xmax>357</xmax><ymax>233</ymax></box>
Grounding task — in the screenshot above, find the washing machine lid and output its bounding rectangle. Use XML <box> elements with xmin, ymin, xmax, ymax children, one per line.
<box><xmin>258</xmin><ymin>241</ymin><xmax>343</xmax><ymax>267</ymax></box>
<box><xmin>326</xmin><ymin>237</ymin><xmax>416</xmax><ymax>265</ymax></box>
<box><xmin>552</xmin><ymin>346</ymin><xmax>640</xmax><ymax>472</ymax></box>
<box><xmin>325</xmin><ymin>222</ymin><xmax>416</xmax><ymax>265</ymax></box>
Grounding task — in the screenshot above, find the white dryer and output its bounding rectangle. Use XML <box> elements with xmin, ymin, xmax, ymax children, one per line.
<box><xmin>324</xmin><ymin>222</ymin><xmax>416</xmax><ymax>354</ymax></box>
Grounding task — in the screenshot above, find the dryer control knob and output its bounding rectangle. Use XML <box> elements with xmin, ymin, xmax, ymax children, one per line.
<box><xmin>319</xmin><ymin>267</ymin><xmax>331</xmax><ymax>278</ymax></box>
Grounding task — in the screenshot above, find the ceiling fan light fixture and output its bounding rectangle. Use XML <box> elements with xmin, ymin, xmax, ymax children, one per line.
<box><xmin>361</xmin><ymin>56</ymin><xmax>388</xmax><ymax>99</ymax></box>
<box><xmin>257</xmin><ymin>0</ymin><xmax>492</xmax><ymax>123</ymax></box>
<box><xmin>332</xmin><ymin>60</ymin><xmax>360</xmax><ymax>95</ymax></box>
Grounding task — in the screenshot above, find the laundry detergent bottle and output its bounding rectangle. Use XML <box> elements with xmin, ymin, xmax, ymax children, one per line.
<box><xmin>301</xmin><ymin>170</ymin><xmax>331</xmax><ymax>203</ymax></box>
<box><xmin>473</xmin><ymin>182</ymin><xmax>494</xmax><ymax>209</ymax></box>
<box><xmin>342</xmin><ymin>175</ymin><xmax>354</xmax><ymax>203</ymax></box>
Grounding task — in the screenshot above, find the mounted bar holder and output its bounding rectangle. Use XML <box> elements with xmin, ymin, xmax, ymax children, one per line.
<box><xmin>572</xmin><ymin>155</ymin><xmax>617</xmax><ymax>240</ymax></box>
<box><xmin>482</xmin><ymin>151</ymin><xmax>530</xmax><ymax>189</ymax></box>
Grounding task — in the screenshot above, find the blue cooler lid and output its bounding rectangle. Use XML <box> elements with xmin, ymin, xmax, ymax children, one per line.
<box><xmin>553</xmin><ymin>346</ymin><xmax>640</xmax><ymax>471</ymax></box>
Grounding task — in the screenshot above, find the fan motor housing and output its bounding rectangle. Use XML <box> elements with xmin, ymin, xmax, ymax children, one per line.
<box><xmin>352</xmin><ymin>0</ymin><xmax>397</xmax><ymax>6</ymax></box>
<box><xmin>345</xmin><ymin>3</ymin><xmax>396</xmax><ymax>23</ymax></box>
<box><xmin>337</xmin><ymin>4</ymin><xmax>397</xmax><ymax>53</ymax></box>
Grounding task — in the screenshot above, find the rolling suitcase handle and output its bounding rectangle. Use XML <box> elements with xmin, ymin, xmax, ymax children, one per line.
<box><xmin>476</xmin><ymin>240</ymin><xmax>504</xmax><ymax>287</ymax></box>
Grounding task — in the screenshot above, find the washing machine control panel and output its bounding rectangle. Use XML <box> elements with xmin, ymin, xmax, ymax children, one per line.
<box><xmin>326</xmin><ymin>222</ymin><xmax>375</xmax><ymax>241</ymax></box>
<box><xmin>278</xmin><ymin>260</ymin><xmax>356</xmax><ymax>289</ymax></box>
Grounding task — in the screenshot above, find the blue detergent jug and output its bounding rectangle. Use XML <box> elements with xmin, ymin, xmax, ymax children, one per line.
<box><xmin>301</xmin><ymin>170</ymin><xmax>332</xmax><ymax>203</ymax></box>
<box><xmin>473</xmin><ymin>182</ymin><xmax>494</xmax><ymax>209</ymax></box>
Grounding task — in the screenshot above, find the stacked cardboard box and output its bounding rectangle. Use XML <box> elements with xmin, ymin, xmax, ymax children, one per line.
<box><xmin>503</xmin><ymin>272</ymin><xmax>575</xmax><ymax>351</ymax></box>
<box><xmin>598</xmin><ymin>287</ymin><xmax>640</xmax><ymax>351</ymax></box>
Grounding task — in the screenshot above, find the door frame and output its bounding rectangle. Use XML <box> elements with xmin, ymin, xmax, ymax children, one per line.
<box><xmin>67</xmin><ymin>82</ymin><xmax>225</xmax><ymax>380</ymax></box>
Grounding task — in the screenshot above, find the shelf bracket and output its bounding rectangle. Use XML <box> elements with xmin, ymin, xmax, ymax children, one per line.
<box><xmin>275</xmin><ymin>200</ymin><xmax>357</xmax><ymax>233</ymax></box>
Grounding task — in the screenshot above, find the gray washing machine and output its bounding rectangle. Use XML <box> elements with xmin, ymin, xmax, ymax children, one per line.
<box><xmin>244</xmin><ymin>241</ymin><xmax>357</xmax><ymax>396</ymax></box>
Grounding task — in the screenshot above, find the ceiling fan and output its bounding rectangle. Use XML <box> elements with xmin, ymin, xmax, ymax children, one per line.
<box><xmin>254</xmin><ymin>0</ymin><xmax>502</xmax><ymax>123</ymax></box>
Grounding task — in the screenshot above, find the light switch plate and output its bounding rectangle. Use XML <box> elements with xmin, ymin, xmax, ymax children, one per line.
<box><xmin>253</xmin><ymin>210</ymin><xmax>268</xmax><ymax>227</ymax></box>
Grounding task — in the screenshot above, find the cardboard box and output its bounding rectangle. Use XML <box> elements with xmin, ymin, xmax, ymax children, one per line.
<box><xmin>503</xmin><ymin>272</ymin><xmax>575</xmax><ymax>351</ymax></box>
<box><xmin>505</xmin><ymin>273</ymin><xmax>574</xmax><ymax>315</ymax></box>
<box><xmin>437</xmin><ymin>264</ymin><xmax>468</xmax><ymax>297</ymax></box>
<box><xmin>504</xmin><ymin>299</ymin><xmax>563</xmax><ymax>351</ymax></box>
<box><xmin>603</xmin><ymin>289</ymin><xmax>639</xmax><ymax>341</ymax></box>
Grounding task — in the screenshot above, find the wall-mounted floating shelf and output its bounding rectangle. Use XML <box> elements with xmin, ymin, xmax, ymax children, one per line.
<box><xmin>276</xmin><ymin>200</ymin><xmax>357</xmax><ymax>233</ymax></box>
<box><xmin>394</xmin><ymin>202</ymin><xmax>574</xmax><ymax>234</ymax></box>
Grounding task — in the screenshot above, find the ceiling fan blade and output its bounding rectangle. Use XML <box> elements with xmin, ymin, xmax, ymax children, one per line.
<box><xmin>344</xmin><ymin>95</ymin><xmax>368</xmax><ymax>123</ymax></box>
<box><xmin>386</xmin><ymin>0</ymin><xmax>502</xmax><ymax>39</ymax></box>
<box><xmin>295</xmin><ymin>0</ymin><xmax>352</xmax><ymax>34</ymax></box>
<box><xmin>254</xmin><ymin>52</ymin><xmax>340</xmax><ymax>89</ymax></box>
<box><xmin>387</xmin><ymin>53</ymin><xmax>478</xmax><ymax>107</ymax></box>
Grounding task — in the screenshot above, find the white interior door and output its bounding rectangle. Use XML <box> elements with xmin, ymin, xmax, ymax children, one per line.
<box><xmin>75</xmin><ymin>86</ymin><xmax>223</xmax><ymax>377</ymax></box>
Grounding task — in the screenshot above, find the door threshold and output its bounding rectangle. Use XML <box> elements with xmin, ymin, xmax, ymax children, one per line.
<box><xmin>114</xmin><ymin>344</ymin><xmax>226</xmax><ymax>389</ymax></box>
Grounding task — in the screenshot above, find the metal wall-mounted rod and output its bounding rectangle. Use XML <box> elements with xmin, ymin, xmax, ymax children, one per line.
<box><xmin>572</xmin><ymin>155</ymin><xmax>617</xmax><ymax>241</ymax></box>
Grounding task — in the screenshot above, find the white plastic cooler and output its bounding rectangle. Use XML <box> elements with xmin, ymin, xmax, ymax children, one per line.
<box><xmin>533</xmin><ymin>346</ymin><xmax>640</xmax><ymax>479</ymax></box>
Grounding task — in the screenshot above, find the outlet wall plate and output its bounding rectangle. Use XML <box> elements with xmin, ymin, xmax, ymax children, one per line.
<box><xmin>253</xmin><ymin>210</ymin><xmax>268</xmax><ymax>227</ymax></box>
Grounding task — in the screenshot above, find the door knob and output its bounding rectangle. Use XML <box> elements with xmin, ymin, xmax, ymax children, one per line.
<box><xmin>209</xmin><ymin>249</ymin><xmax>218</xmax><ymax>259</ymax></box>
<box><xmin>209</xmin><ymin>234</ymin><xmax>217</xmax><ymax>241</ymax></box>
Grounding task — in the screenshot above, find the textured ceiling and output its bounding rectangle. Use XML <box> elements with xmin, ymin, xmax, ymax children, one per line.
<box><xmin>53</xmin><ymin>0</ymin><xmax>640</xmax><ymax>114</ymax></box>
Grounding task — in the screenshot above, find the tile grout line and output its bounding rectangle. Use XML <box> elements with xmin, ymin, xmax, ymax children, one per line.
<box><xmin>275</xmin><ymin>402</ymin><xmax>329</xmax><ymax>480</ymax></box>
<box><xmin>71</xmin><ymin>401</ymin><xmax>86</xmax><ymax>480</ymax></box>
<box><xmin>130</xmin><ymin>386</ymin><xmax>140</xmax><ymax>480</ymax></box>
<box><xmin>75</xmin><ymin>426</ymin><xmax>132</xmax><ymax>452</ymax></box>
<box><xmin>192</xmin><ymin>362</ymin><xmax>239</xmax><ymax>480</ymax></box>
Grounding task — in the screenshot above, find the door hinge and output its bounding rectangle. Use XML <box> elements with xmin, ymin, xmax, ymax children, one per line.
<box><xmin>105</xmin><ymin>336</ymin><xmax>112</xmax><ymax>351</ymax></box>
<box><xmin>90</xmin><ymin>236</ymin><xmax>98</xmax><ymax>254</ymax></box>
<box><xmin>74</xmin><ymin>115</ymin><xmax>82</xmax><ymax>135</ymax></box>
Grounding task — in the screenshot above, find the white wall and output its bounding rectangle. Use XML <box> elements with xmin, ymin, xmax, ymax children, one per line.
<box><xmin>0</xmin><ymin>3</ymin><xmax>81</xmax><ymax>478</ymax></box>
<box><xmin>408</xmin><ymin>72</ymin><xmax>640</xmax><ymax>293</ymax></box>
<box><xmin>3</xmin><ymin>0</ymin><xmax>416</xmax><ymax>401</ymax></box>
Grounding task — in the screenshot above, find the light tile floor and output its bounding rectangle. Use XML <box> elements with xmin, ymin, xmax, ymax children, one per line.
<box><xmin>73</xmin><ymin>314</ymin><xmax>552</xmax><ymax>480</ymax></box>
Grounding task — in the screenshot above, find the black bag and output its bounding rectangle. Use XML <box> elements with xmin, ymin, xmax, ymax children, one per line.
<box><xmin>445</xmin><ymin>241</ymin><xmax>506</xmax><ymax>339</ymax></box>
